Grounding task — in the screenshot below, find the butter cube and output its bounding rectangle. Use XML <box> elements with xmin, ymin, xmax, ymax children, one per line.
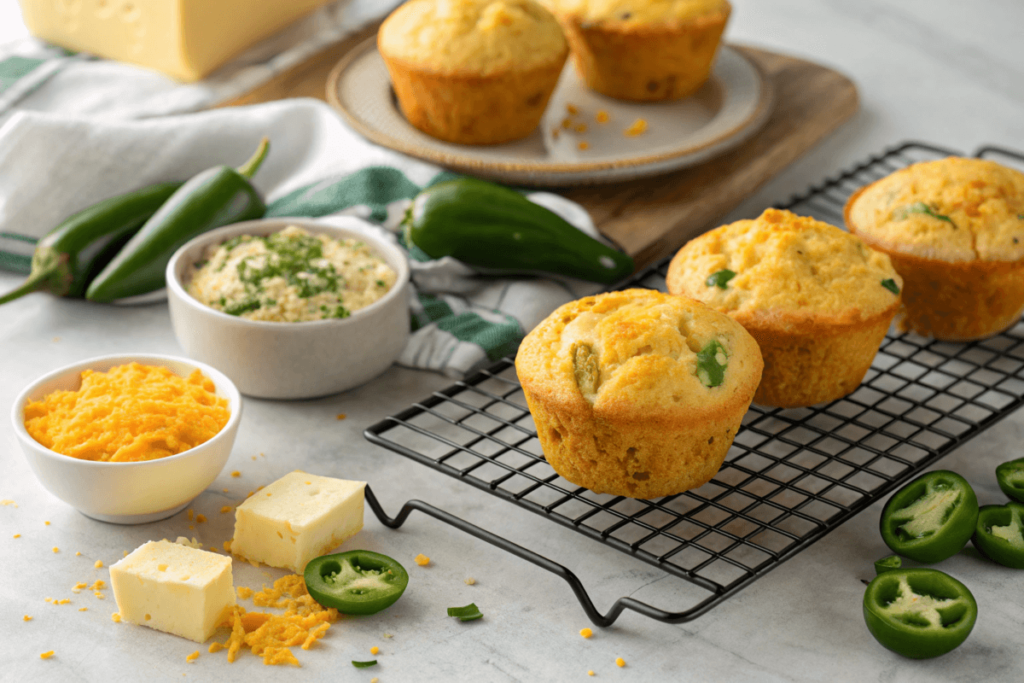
<box><xmin>109</xmin><ymin>540</ymin><xmax>234</xmax><ymax>643</ymax></box>
<box><xmin>230</xmin><ymin>471</ymin><xmax>365</xmax><ymax>573</ymax></box>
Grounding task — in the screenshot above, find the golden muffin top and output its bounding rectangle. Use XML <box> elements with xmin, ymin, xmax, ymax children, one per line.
<box><xmin>541</xmin><ymin>0</ymin><xmax>729</xmax><ymax>25</ymax></box>
<box><xmin>845</xmin><ymin>157</ymin><xmax>1024</xmax><ymax>263</ymax></box>
<box><xmin>516</xmin><ymin>289</ymin><xmax>762</xmax><ymax>420</ymax></box>
<box><xmin>378</xmin><ymin>0</ymin><xmax>568</xmax><ymax>76</ymax></box>
<box><xmin>667</xmin><ymin>209</ymin><xmax>902</xmax><ymax>329</ymax></box>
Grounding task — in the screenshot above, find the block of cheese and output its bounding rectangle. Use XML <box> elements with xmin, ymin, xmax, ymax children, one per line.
<box><xmin>109</xmin><ymin>540</ymin><xmax>235</xmax><ymax>643</ymax></box>
<box><xmin>230</xmin><ymin>471</ymin><xmax>365</xmax><ymax>574</ymax></box>
<box><xmin>19</xmin><ymin>0</ymin><xmax>330</xmax><ymax>82</ymax></box>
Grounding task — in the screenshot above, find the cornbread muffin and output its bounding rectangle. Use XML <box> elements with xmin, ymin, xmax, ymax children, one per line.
<box><xmin>378</xmin><ymin>0</ymin><xmax>569</xmax><ymax>144</ymax></box>
<box><xmin>845</xmin><ymin>157</ymin><xmax>1024</xmax><ymax>341</ymax></box>
<box><xmin>542</xmin><ymin>0</ymin><xmax>730</xmax><ymax>101</ymax></box>
<box><xmin>667</xmin><ymin>209</ymin><xmax>902</xmax><ymax>408</ymax></box>
<box><xmin>516</xmin><ymin>289</ymin><xmax>762</xmax><ymax>499</ymax></box>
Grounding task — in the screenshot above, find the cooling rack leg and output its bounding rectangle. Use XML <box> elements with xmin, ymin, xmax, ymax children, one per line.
<box><xmin>363</xmin><ymin>485</ymin><xmax>711</xmax><ymax>627</ymax></box>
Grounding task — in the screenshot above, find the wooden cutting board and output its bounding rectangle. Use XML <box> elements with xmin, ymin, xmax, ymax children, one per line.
<box><xmin>223</xmin><ymin>21</ymin><xmax>859</xmax><ymax>270</ymax></box>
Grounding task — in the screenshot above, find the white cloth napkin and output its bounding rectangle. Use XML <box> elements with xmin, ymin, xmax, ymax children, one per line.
<box><xmin>0</xmin><ymin>100</ymin><xmax>604</xmax><ymax>377</ymax></box>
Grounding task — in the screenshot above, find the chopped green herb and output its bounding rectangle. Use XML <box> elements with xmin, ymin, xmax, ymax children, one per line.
<box><xmin>352</xmin><ymin>660</ymin><xmax>378</xmax><ymax>668</ymax></box>
<box><xmin>376</xmin><ymin>279</ymin><xmax>386</xmax><ymax>287</ymax></box>
<box><xmin>223</xmin><ymin>298</ymin><xmax>260</xmax><ymax>316</ymax></box>
<box><xmin>893</xmin><ymin>202</ymin><xmax>955</xmax><ymax>227</ymax></box>
<box><xmin>695</xmin><ymin>340</ymin><xmax>728</xmax><ymax>388</ymax></box>
<box><xmin>881</xmin><ymin>278</ymin><xmax>900</xmax><ymax>295</ymax></box>
<box><xmin>705</xmin><ymin>269</ymin><xmax>736</xmax><ymax>289</ymax></box>
<box><xmin>1018</xmin><ymin>214</ymin><xmax>1024</xmax><ymax>220</ymax></box>
<box><xmin>447</xmin><ymin>603</ymin><xmax>483</xmax><ymax>622</ymax></box>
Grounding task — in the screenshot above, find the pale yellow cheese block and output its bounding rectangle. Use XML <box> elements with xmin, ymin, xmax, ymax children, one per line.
<box><xmin>19</xmin><ymin>0</ymin><xmax>330</xmax><ymax>81</ymax></box>
<box><xmin>109</xmin><ymin>540</ymin><xmax>235</xmax><ymax>643</ymax></box>
<box><xmin>230</xmin><ymin>471</ymin><xmax>365</xmax><ymax>574</ymax></box>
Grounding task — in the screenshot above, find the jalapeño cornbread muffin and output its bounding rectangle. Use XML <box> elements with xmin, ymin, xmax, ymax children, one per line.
<box><xmin>844</xmin><ymin>157</ymin><xmax>1024</xmax><ymax>341</ymax></box>
<box><xmin>516</xmin><ymin>289</ymin><xmax>762</xmax><ymax>499</ymax></box>
<box><xmin>541</xmin><ymin>0</ymin><xmax>730</xmax><ymax>101</ymax></box>
<box><xmin>667</xmin><ymin>209</ymin><xmax>903</xmax><ymax>408</ymax></box>
<box><xmin>378</xmin><ymin>0</ymin><xmax>569</xmax><ymax>145</ymax></box>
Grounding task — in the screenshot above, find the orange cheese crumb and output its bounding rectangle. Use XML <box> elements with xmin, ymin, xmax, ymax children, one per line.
<box><xmin>72</xmin><ymin>582</ymin><xmax>87</xmax><ymax>593</ymax></box>
<box><xmin>1</xmin><ymin>499</ymin><xmax>16</xmax><ymax>507</ymax></box>
<box><xmin>186</xmin><ymin>651</ymin><xmax>200</xmax><ymax>663</ymax></box>
<box><xmin>566</xmin><ymin>104</ymin><xmax>579</xmax><ymax>115</ymax></box>
<box><xmin>588</xmin><ymin>670</ymin><xmax>595</xmax><ymax>676</ymax></box>
<box><xmin>23</xmin><ymin>615</ymin><xmax>32</xmax><ymax>622</ymax></box>
<box><xmin>58</xmin><ymin>599</ymin><xmax>71</xmax><ymax>605</ymax></box>
<box><xmin>111</xmin><ymin>613</ymin><xmax>121</xmax><ymax>623</ymax></box>
<box><xmin>465</xmin><ymin>577</ymin><xmax>476</xmax><ymax>585</ymax></box>
<box><xmin>40</xmin><ymin>651</ymin><xmax>54</xmax><ymax>660</ymax></box>
<box><xmin>414</xmin><ymin>554</ymin><xmax>430</xmax><ymax>566</ymax></box>
<box><xmin>578</xmin><ymin>141</ymin><xmax>590</xmax><ymax>151</ymax></box>
<box><xmin>196</xmin><ymin>514</ymin><xmax>207</xmax><ymax>524</ymax></box>
<box><xmin>79</xmin><ymin>608</ymin><xmax>88</xmax><ymax>612</ymax></box>
<box><xmin>187</xmin><ymin>509</ymin><xmax>194</xmax><ymax>521</ymax></box>
<box><xmin>222</xmin><ymin>488</ymin><xmax>230</xmax><ymax>493</ymax></box>
<box><xmin>580</xmin><ymin>628</ymin><xmax>593</xmax><ymax>638</ymax></box>
<box><xmin>94</xmin><ymin>560</ymin><xmax>103</xmax><ymax>568</ymax></box>
<box><xmin>336</xmin><ymin>413</ymin><xmax>347</xmax><ymax>420</ymax></box>
<box><xmin>224</xmin><ymin>540</ymin><xmax>233</xmax><ymax>553</ymax></box>
<box><xmin>52</xmin><ymin>547</ymin><xmax>59</xmax><ymax>553</ymax></box>
<box><xmin>13</xmin><ymin>534</ymin><xmax>20</xmax><ymax>539</ymax></box>
<box><xmin>23</xmin><ymin>363</ymin><xmax>230</xmax><ymax>462</ymax></box>
<box><xmin>370</xmin><ymin>646</ymin><xmax>380</xmax><ymax>655</ymax></box>
<box><xmin>45</xmin><ymin>521</ymin><xmax>50</xmax><ymax>526</ymax></box>
<box><xmin>561</xmin><ymin>117</ymin><xmax>572</xmax><ymax>130</ymax></box>
<box><xmin>209</xmin><ymin>642</ymin><xmax>225</xmax><ymax>654</ymax></box>
<box><xmin>616</xmin><ymin>657</ymin><xmax>626</xmax><ymax>667</ymax></box>
<box><xmin>596</xmin><ymin>110</ymin><xmax>609</xmax><ymax>123</ymax></box>
<box><xmin>237</xmin><ymin>587</ymin><xmax>254</xmax><ymax>600</ymax></box>
<box><xmin>91</xmin><ymin>580</ymin><xmax>106</xmax><ymax>590</ymax></box>
<box><xmin>624</xmin><ymin>119</ymin><xmax>648</xmax><ymax>137</ymax></box>
<box><xmin>231</xmin><ymin>471</ymin><xmax>241</xmax><ymax>478</ymax></box>
<box><xmin>75</xmin><ymin>551</ymin><xmax>81</xmax><ymax>556</ymax></box>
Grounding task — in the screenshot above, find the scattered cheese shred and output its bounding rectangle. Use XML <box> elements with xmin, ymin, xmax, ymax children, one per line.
<box><xmin>588</xmin><ymin>670</ymin><xmax>595</xmax><ymax>676</ymax></box>
<box><xmin>580</xmin><ymin>628</ymin><xmax>593</xmax><ymax>639</ymax></box>
<box><xmin>624</xmin><ymin>119</ymin><xmax>648</xmax><ymax>137</ymax></box>
<box><xmin>596</xmin><ymin>110</ymin><xmax>609</xmax><ymax>123</ymax></box>
<box><xmin>336</xmin><ymin>414</ymin><xmax>347</xmax><ymax>420</ymax></box>
<box><xmin>212</xmin><ymin>576</ymin><xmax>340</xmax><ymax>667</ymax></box>
<box><xmin>616</xmin><ymin>657</ymin><xmax>626</xmax><ymax>668</ymax></box>
<box><xmin>79</xmin><ymin>608</ymin><xmax>88</xmax><ymax>612</ymax></box>
<box><xmin>58</xmin><ymin>599</ymin><xmax>71</xmax><ymax>605</ymax></box>
<box><xmin>52</xmin><ymin>547</ymin><xmax>59</xmax><ymax>553</ymax></box>
<box><xmin>561</xmin><ymin>117</ymin><xmax>572</xmax><ymax>130</ymax></box>
<box><xmin>23</xmin><ymin>615</ymin><xmax>32</xmax><ymax>622</ymax></box>
<box><xmin>186</xmin><ymin>651</ymin><xmax>200</xmax><ymax>663</ymax></box>
<box><xmin>371</xmin><ymin>678</ymin><xmax>379</xmax><ymax>683</ymax></box>
<box><xmin>13</xmin><ymin>534</ymin><xmax>20</xmax><ymax>539</ymax></box>
<box><xmin>222</xmin><ymin>488</ymin><xmax>230</xmax><ymax>493</ymax></box>
<box><xmin>465</xmin><ymin>578</ymin><xmax>476</xmax><ymax>585</ymax></box>
<box><xmin>196</xmin><ymin>514</ymin><xmax>207</xmax><ymax>524</ymax></box>
<box><xmin>414</xmin><ymin>554</ymin><xmax>430</xmax><ymax>567</ymax></box>
<box><xmin>111</xmin><ymin>613</ymin><xmax>121</xmax><ymax>623</ymax></box>
<box><xmin>40</xmin><ymin>651</ymin><xmax>54</xmax><ymax>660</ymax></box>
<box><xmin>94</xmin><ymin>560</ymin><xmax>103</xmax><ymax>569</ymax></box>
<box><xmin>187</xmin><ymin>509</ymin><xmax>194</xmax><ymax>522</ymax></box>
<box><xmin>237</xmin><ymin>587</ymin><xmax>254</xmax><ymax>600</ymax></box>
<box><xmin>231</xmin><ymin>471</ymin><xmax>241</xmax><ymax>478</ymax></box>
<box><xmin>75</xmin><ymin>551</ymin><xmax>81</xmax><ymax>556</ymax></box>
<box><xmin>1</xmin><ymin>499</ymin><xmax>16</xmax><ymax>507</ymax></box>
<box><xmin>72</xmin><ymin>582</ymin><xmax>87</xmax><ymax>593</ymax></box>
<box><xmin>566</xmin><ymin>104</ymin><xmax>579</xmax><ymax>115</ymax></box>
<box><xmin>45</xmin><ymin>521</ymin><xmax>51</xmax><ymax>525</ymax></box>
<box><xmin>91</xmin><ymin>580</ymin><xmax>106</xmax><ymax>590</ymax></box>
<box><xmin>370</xmin><ymin>646</ymin><xmax>380</xmax><ymax>655</ymax></box>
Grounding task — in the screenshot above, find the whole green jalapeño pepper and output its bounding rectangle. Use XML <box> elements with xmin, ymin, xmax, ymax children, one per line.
<box><xmin>403</xmin><ymin>178</ymin><xmax>634</xmax><ymax>284</ymax></box>
<box><xmin>996</xmin><ymin>457</ymin><xmax>1024</xmax><ymax>504</ymax></box>
<box><xmin>86</xmin><ymin>138</ymin><xmax>270</xmax><ymax>302</ymax></box>
<box><xmin>880</xmin><ymin>470</ymin><xmax>979</xmax><ymax>563</ymax></box>
<box><xmin>0</xmin><ymin>182</ymin><xmax>182</xmax><ymax>306</ymax></box>
<box><xmin>862</xmin><ymin>568</ymin><xmax>977</xmax><ymax>659</ymax></box>
<box><xmin>972</xmin><ymin>502</ymin><xmax>1024</xmax><ymax>569</ymax></box>
<box><xmin>304</xmin><ymin>550</ymin><xmax>408</xmax><ymax>615</ymax></box>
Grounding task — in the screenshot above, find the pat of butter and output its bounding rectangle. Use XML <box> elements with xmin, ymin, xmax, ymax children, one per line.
<box><xmin>109</xmin><ymin>540</ymin><xmax>234</xmax><ymax>643</ymax></box>
<box><xmin>230</xmin><ymin>471</ymin><xmax>365</xmax><ymax>574</ymax></box>
<box><xmin>19</xmin><ymin>0</ymin><xmax>330</xmax><ymax>82</ymax></box>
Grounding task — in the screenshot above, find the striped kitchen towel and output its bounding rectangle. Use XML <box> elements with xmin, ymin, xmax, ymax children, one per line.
<box><xmin>0</xmin><ymin>99</ymin><xmax>605</xmax><ymax>378</ymax></box>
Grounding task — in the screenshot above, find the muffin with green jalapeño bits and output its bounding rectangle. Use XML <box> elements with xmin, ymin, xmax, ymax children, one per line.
<box><xmin>516</xmin><ymin>289</ymin><xmax>762</xmax><ymax>499</ymax></box>
<box><xmin>666</xmin><ymin>208</ymin><xmax>901</xmax><ymax>408</ymax></box>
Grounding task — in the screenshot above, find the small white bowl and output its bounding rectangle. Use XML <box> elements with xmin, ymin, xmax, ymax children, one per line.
<box><xmin>166</xmin><ymin>218</ymin><xmax>411</xmax><ymax>399</ymax></box>
<box><xmin>12</xmin><ymin>354</ymin><xmax>242</xmax><ymax>525</ymax></box>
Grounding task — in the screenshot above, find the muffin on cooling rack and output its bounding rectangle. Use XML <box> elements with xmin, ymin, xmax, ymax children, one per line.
<box><xmin>541</xmin><ymin>0</ymin><xmax>731</xmax><ymax>101</ymax></box>
<box><xmin>378</xmin><ymin>0</ymin><xmax>569</xmax><ymax>145</ymax></box>
<box><xmin>516</xmin><ymin>288</ymin><xmax>762</xmax><ymax>499</ymax></box>
<box><xmin>844</xmin><ymin>157</ymin><xmax>1024</xmax><ymax>341</ymax></box>
<box><xmin>667</xmin><ymin>208</ymin><xmax>902</xmax><ymax>408</ymax></box>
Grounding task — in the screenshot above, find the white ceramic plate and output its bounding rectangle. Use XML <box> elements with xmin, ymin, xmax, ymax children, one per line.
<box><xmin>327</xmin><ymin>39</ymin><xmax>773</xmax><ymax>187</ymax></box>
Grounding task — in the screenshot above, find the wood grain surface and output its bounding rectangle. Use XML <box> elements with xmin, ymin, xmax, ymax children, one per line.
<box><xmin>222</xmin><ymin>24</ymin><xmax>859</xmax><ymax>270</ymax></box>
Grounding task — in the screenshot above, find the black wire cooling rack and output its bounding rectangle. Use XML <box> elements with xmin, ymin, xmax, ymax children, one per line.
<box><xmin>364</xmin><ymin>141</ymin><xmax>1024</xmax><ymax>626</ymax></box>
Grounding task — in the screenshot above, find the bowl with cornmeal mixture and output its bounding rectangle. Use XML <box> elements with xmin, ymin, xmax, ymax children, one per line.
<box><xmin>378</xmin><ymin>0</ymin><xmax>569</xmax><ymax>144</ymax></box>
<box><xmin>516</xmin><ymin>288</ymin><xmax>762</xmax><ymax>499</ymax></box>
<box><xmin>12</xmin><ymin>354</ymin><xmax>242</xmax><ymax>524</ymax></box>
<box><xmin>844</xmin><ymin>157</ymin><xmax>1024</xmax><ymax>341</ymax></box>
<box><xmin>542</xmin><ymin>0</ymin><xmax>731</xmax><ymax>101</ymax></box>
<box><xmin>667</xmin><ymin>209</ymin><xmax>902</xmax><ymax>408</ymax></box>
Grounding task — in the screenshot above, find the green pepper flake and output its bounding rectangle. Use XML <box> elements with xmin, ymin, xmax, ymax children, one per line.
<box><xmin>705</xmin><ymin>269</ymin><xmax>736</xmax><ymax>289</ymax></box>
<box><xmin>893</xmin><ymin>202</ymin><xmax>955</xmax><ymax>227</ymax></box>
<box><xmin>447</xmin><ymin>603</ymin><xmax>483</xmax><ymax>622</ymax></box>
<box><xmin>873</xmin><ymin>555</ymin><xmax>902</xmax><ymax>576</ymax></box>
<box><xmin>881</xmin><ymin>278</ymin><xmax>900</xmax><ymax>295</ymax></box>
<box><xmin>352</xmin><ymin>660</ymin><xmax>378</xmax><ymax>668</ymax></box>
<box><xmin>695</xmin><ymin>340</ymin><xmax>728</xmax><ymax>388</ymax></box>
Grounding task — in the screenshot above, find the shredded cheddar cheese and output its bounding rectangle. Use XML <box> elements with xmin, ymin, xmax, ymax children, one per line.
<box><xmin>23</xmin><ymin>615</ymin><xmax>32</xmax><ymax>621</ymax></box>
<box><xmin>1</xmin><ymin>499</ymin><xmax>16</xmax><ymax>507</ymax></box>
<box><xmin>13</xmin><ymin>534</ymin><xmax>20</xmax><ymax>539</ymax></box>
<box><xmin>616</xmin><ymin>657</ymin><xmax>626</xmax><ymax>667</ymax></box>
<box><xmin>111</xmin><ymin>613</ymin><xmax>121</xmax><ymax>623</ymax></box>
<box><xmin>23</xmin><ymin>363</ymin><xmax>230</xmax><ymax>462</ymax></box>
<box><xmin>414</xmin><ymin>554</ymin><xmax>430</xmax><ymax>566</ymax></box>
<box><xmin>465</xmin><ymin>577</ymin><xmax>476</xmax><ymax>585</ymax></box>
<box><xmin>580</xmin><ymin>628</ymin><xmax>593</xmax><ymax>638</ymax></box>
<box><xmin>52</xmin><ymin>547</ymin><xmax>59</xmax><ymax>553</ymax></box>
<box><xmin>94</xmin><ymin>560</ymin><xmax>103</xmax><ymax>569</ymax></box>
<box><xmin>370</xmin><ymin>646</ymin><xmax>380</xmax><ymax>655</ymax></box>
<box><xmin>336</xmin><ymin>414</ymin><xmax>347</xmax><ymax>420</ymax></box>
<box><xmin>596</xmin><ymin>110</ymin><xmax>609</xmax><ymax>123</ymax></box>
<box><xmin>237</xmin><ymin>587</ymin><xmax>254</xmax><ymax>600</ymax></box>
<box><xmin>232</xmin><ymin>471</ymin><xmax>241</xmax><ymax>478</ymax></box>
<box><xmin>40</xmin><ymin>651</ymin><xmax>54</xmax><ymax>660</ymax></box>
<box><xmin>578</xmin><ymin>141</ymin><xmax>590</xmax><ymax>151</ymax></box>
<box><xmin>186</xmin><ymin>651</ymin><xmax>200</xmax><ymax>663</ymax></box>
<box><xmin>196</xmin><ymin>514</ymin><xmax>207</xmax><ymax>524</ymax></box>
<box><xmin>624</xmin><ymin>119</ymin><xmax>648</xmax><ymax>137</ymax></box>
<box><xmin>566</xmin><ymin>104</ymin><xmax>579</xmax><ymax>115</ymax></box>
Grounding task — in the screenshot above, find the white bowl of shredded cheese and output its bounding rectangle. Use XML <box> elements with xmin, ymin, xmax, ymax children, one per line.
<box><xmin>12</xmin><ymin>354</ymin><xmax>242</xmax><ymax>524</ymax></box>
<box><xmin>166</xmin><ymin>218</ymin><xmax>411</xmax><ymax>399</ymax></box>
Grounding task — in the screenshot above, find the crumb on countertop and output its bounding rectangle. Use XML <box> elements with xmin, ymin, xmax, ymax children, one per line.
<box><xmin>414</xmin><ymin>554</ymin><xmax>430</xmax><ymax>567</ymax></box>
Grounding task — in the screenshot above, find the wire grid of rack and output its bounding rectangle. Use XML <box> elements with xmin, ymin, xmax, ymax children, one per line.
<box><xmin>364</xmin><ymin>142</ymin><xmax>1024</xmax><ymax>626</ymax></box>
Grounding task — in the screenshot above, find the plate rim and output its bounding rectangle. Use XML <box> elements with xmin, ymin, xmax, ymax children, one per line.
<box><xmin>326</xmin><ymin>38</ymin><xmax>773</xmax><ymax>179</ymax></box>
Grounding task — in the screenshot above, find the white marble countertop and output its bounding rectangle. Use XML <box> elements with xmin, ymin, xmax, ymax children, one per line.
<box><xmin>2</xmin><ymin>1</ymin><xmax>1023</xmax><ymax>681</ymax></box>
